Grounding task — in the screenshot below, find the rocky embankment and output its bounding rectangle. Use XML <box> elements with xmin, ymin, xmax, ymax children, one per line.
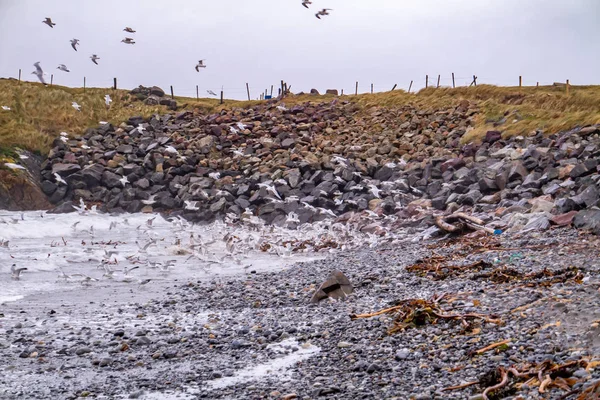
<box><xmin>35</xmin><ymin>96</ymin><xmax>600</xmax><ymax>234</ymax></box>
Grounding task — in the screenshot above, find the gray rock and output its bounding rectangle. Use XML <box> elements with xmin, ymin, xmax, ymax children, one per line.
<box><xmin>310</xmin><ymin>270</ymin><xmax>353</xmax><ymax>303</ymax></box>
<box><xmin>573</xmin><ymin>209</ymin><xmax>600</xmax><ymax>234</ymax></box>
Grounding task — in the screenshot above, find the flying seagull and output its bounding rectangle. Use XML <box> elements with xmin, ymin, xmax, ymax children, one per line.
<box><xmin>70</xmin><ymin>38</ymin><xmax>79</xmax><ymax>51</ymax></box>
<box><xmin>32</xmin><ymin>62</ymin><xmax>46</xmax><ymax>85</ymax></box>
<box><xmin>104</xmin><ymin>94</ymin><xmax>112</xmax><ymax>107</ymax></box>
<box><xmin>11</xmin><ymin>264</ymin><xmax>27</xmax><ymax>280</ymax></box>
<box><xmin>54</xmin><ymin>173</ymin><xmax>67</xmax><ymax>185</ymax></box>
<box><xmin>302</xmin><ymin>0</ymin><xmax>312</xmax><ymax>8</ymax></box>
<box><xmin>90</xmin><ymin>54</ymin><xmax>100</xmax><ymax>65</ymax></box>
<box><xmin>72</xmin><ymin>102</ymin><xmax>81</xmax><ymax>111</ymax></box>
<box><xmin>121</xmin><ymin>37</ymin><xmax>135</xmax><ymax>45</ymax></box>
<box><xmin>195</xmin><ymin>60</ymin><xmax>206</xmax><ymax>72</ymax></box>
<box><xmin>207</xmin><ymin>90</ymin><xmax>217</xmax><ymax>96</ymax></box>
<box><xmin>42</xmin><ymin>17</ymin><xmax>55</xmax><ymax>28</ymax></box>
<box><xmin>315</xmin><ymin>8</ymin><xmax>332</xmax><ymax>19</ymax></box>
<box><xmin>1</xmin><ymin>106</ymin><xmax>10</xmax><ymax>111</ymax></box>
<box><xmin>123</xmin><ymin>27</ymin><xmax>136</xmax><ymax>33</ymax></box>
<box><xmin>57</xmin><ymin>64</ymin><xmax>70</xmax><ymax>72</ymax></box>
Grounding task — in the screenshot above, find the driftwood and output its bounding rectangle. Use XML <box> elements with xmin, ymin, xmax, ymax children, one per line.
<box><xmin>435</xmin><ymin>212</ymin><xmax>495</xmax><ymax>234</ymax></box>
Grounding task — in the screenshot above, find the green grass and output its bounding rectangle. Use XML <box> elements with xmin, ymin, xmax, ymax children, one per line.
<box><xmin>2</xmin><ymin>79</ymin><xmax>600</xmax><ymax>156</ymax></box>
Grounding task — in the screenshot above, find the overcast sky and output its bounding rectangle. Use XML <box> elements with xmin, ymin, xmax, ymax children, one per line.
<box><xmin>0</xmin><ymin>0</ymin><xmax>598</xmax><ymax>99</ymax></box>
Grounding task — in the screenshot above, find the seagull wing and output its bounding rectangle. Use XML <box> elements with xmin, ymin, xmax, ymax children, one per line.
<box><xmin>71</xmin><ymin>42</ymin><xmax>77</xmax><ymax>51</ymax></box>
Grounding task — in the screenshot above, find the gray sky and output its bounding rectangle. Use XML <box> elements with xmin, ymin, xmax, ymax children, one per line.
<box><xmin>0</xmin><ymin>0</ymin><xmax>598</xmax><ymax>100</ymax></box>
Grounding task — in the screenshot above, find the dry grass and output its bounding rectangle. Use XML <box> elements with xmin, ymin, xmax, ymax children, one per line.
<box><xmin>2</xmin><ymin>79</ymin><xmax>600</xmax><ymax>156</ymax></box>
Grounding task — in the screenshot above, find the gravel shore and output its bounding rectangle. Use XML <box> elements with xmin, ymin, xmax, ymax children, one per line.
<box><xmin>1</xmin><ymin>227</ymin><xmax>600</xmax><ymax>400</ymax></box>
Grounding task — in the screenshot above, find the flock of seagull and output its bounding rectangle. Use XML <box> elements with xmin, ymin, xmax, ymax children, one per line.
<box><xmin>301</xmin><ymin>1</ymin><xmax>333</xmax><ymax>19</ymax></box>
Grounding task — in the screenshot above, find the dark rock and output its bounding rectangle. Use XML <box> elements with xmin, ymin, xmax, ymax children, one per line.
<box><xmin>102</xmin><ymin>171</ymin><xmax>122</xmax><ymax>189</ymax></box>
<box><xmin>41</xmin><ymin>180</ymin><xmax>57</xmax><ymax>195</ymax></box>
<box><xmin>508</xmin><ymin>161</ymin><xmax>528</xmax><ymax>182</ymax></box>
<box><xmin>150</xmin><ymin>86</ymin><xmax>165</xmax><ymax>97</ymax></box>
<box><xmin>52</xmin><ymin>163</ymin><xmax>81</xmax><ymax>176</ymax></box>
<box><xmin>310</xmin><ymin>89</ymin><xmax>320</xmax><ymax>95</ymax></box>
<box><xmin>573</xmin><ymin>210</ymin><xmax>600</xmax><ymax>234</ymax></box>
<box><xmin>325</xmin><ymin>89</ymin><xmax>339</xmax><ymax>96</ymax></box>
<box><xmin>484</xmin><ymin>131</ymin><xmax>502</xmax><ymax>144</ymax></box>
<box><xmin>47</xmin><ymin>201</ymin><xmax>75</xmax><ymax>214</ymax></box>
<box><xmin>49</xmin><ymin>186</ymin><xmax>68</xmax><ymax>203</ymax></box>
<box><xmin>310</xmin><ymin>270</ymin><xmax>353</xmax><ymax>303</ymax></box>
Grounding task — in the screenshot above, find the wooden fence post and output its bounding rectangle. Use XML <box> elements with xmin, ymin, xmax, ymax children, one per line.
<box><xmin>391</xmin><ymin>84</ymin><xmax>397</xmax><ymax>91</ymax></box>
<box><xmin>270</xmin><ymin>85</ymin><xmax>273</xmax><ymax>97</ymax></box>
<box><xmin>113</xmin><ymin>77</ymin><xmax>117</xmax><ymax>90</ymax></box>
<box><xmin>408</xmin><ymin>80</ymin><xmax>413</xmax><ymax>93</ymax></box>
<box><xmin>170</xmin><ymin>85</ymin><xmax>174</xmax><ymax>99</ymax></box>
<box><xmin>220</xmin><ymin>90</ymin><xmax>224</xmax><ymax>104</ymax></box>
<box><xmin>84</xmin><ymin>77</ymin><xmax>86</xmax><ymax>93</ymax></box>
<box><xmin>280</xmin><ymin>80</ymin><xmax>284</xmax><ymax>98</ymax></box>
<box><xmin>452</xmin><ymin>72</ymin><xmax>455</xmax><ymax>88</ymax></box>
<box><xmin>566</xmin><ymin>79</ymin><xmax>570</xmax><ymax>96</ymax></box>
<box><xmin>341</xmin><ymin>89</ymin><xmax>344</xmax><ymax>95</ymax></box>
<box><xmin>536</xmin><ymin>82</ymin><xmax>539</xmax><ymax>87</ymax></box>
<box><xmin>50</xmin><ymin>74</ymin><xmax>53</xmax><ymax>87</ymax></box>
<box><xmin>18</xmin><ymin>69</ymin><xmax>21</xmax><ymax>84</ymax></box>
<box><xmin>519</xmin><ymin>76</ymin><xmax>522</xmax><ymax>88</ymax></box>
<box><xmin>370</xmin><ymin>83</ymin><xmax>373</xmax><ymax>94</ymax></box>
<box><xmin>246</xmin><ymin>83</ymin><xmax>250</xmax><ymax>101</ymax></box>
<box><xmin>196</xmin><ymin>85</ymin><xmax>199</xmax><ymax>99</ymax></box>
<box><xmin>437</xmin><ymin>75</ymin><xmax>440</xmax><ymax>88</ymax></box>
<box><xmin>425</xmin><ymin>75</ymin><xmax>428</xmax><ymax>88</ymax></box>
<box><xmin>355</xmin><ymin>81</ymin><xmax>358</xmax><ymax>95</ymax></box>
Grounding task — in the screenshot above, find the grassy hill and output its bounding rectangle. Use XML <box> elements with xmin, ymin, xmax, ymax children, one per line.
<box><xmin>1</xmin><ymin>78</ymin><xmax>599</xmax><ymax>159</ymax></box>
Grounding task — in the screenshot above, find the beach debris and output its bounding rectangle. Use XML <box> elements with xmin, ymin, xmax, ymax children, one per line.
<box><xmin>351</xmin><ymin>294</ymin><xmax>501</xmax><ymax>334</ymax></box>
<box><xmin>310</xmin><ymin>270</ymin><xmax>353</xmax><ymax>303</ymax></box>
<box><xmin>435</xmin><ymin>212</ymin><xmax>495</xmax><ymax>235</ymax></box>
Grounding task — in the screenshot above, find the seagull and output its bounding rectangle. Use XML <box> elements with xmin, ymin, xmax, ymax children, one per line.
<box><xmin>141</xmin><ymin>195</ymin><xmax>156</xmax><ymax>206</ymax></box>
<box><xmin>195</xmin><ymin>60</ymin><xmax>206</xmax><ymax>72</ymax></box>
<box><xmin>72</xmin><ymin>198</ymin><xmax>87</xmax><ymax>214</ymax></box>
<box><xmin>121</xmin><ymin>37</ymin><xmax>135</xmax><ymax>45</ymax></box>
<box><xmin>302</xmin><ymin>0</ymin><xmax>312</xmax><ymax>8</ymax></box>
<box><xmin>368</xmin><ymin>184</ymin><xmax>382</xmax><ymax>198</ymax></box>
<box><xmin>104</xmin><ymin>94</ymin><xmax>112</xmax><ymax>107</ymax></box>
<box><xmin>258</xmin><ymin>181</ymin><xmax>281</xmax><ymax>199</ymax></box>
<box><xmin>54</xmin><ymin>173</ymin><xmax>67</xmax><ymax>185</ymax></box>
<box><xmin>72</xmin><ymin>102</ymin><xmax>81</xmax><ymax>111</ymax></box>
<box><xmin>11</xmin><ymin>264</ymin><xmax>27</xmax><ymax>280</ymax></box>
<box><xmin>208</xmin><ymin>172</ymin><xmax>220</xmax><ymax>180</ymax></box>
<box><xmin>286</xmin><ymin>212</ymin><xmax>300</xmax><ymax>224</ymax></box>
<box><xmin>42</xmin><ymin>17</ymin><xmax>56</xmax><ymax>28</ymax></box>
<box><xmin>276</xmin><ymin>104</ymin><xmax>287</xmax><ymax>111</ymax></box>
<box><xmin>119</xmin><ymin>175</ymin><xmax>129</xmax><ymax>187</ymax></box>
<box><xmin>137</xmin><ymin>124</ymin><xmax>146</xmax><ymax>133</ymax></box>
<box><xmin>90</xmin><ymin>55</ymin><xmax>100</xmax><ymax>65</ymax></box>
<box><xmin>165</xmin><ymin>145</ymin><xmax>179</xmax><ymax>155</ymax></box>
<box><xmin>1</xmin><ymin>106</ymin><xmax>10</xmax><ymax>111</ymax></box>
<box><xmin>32</xmin><ymin>62</ymin><xmax>46</xmax><ymax>85</ymax></box>
<box><xmin>57</xmin><ymin>64</ymin><xmax>70</xmax><ymax>72</ymax></box>
<box><xmin>207</xmin><ymin>90</ymin><xmax>217</xmax><ymax>96</ymax></box>
<box><xmin>184</xmin><ymin>200</ymin><xmax>199</xmax><ymax>211</ymax></box>
<box><xmin>315</xmin><ymin>8</ymin><xmax>332</xmax><ymax>19</ymax></box>
<box><xmin>124</xmin><ymin>27</ymin><xmax>136</xmax><ymax>33</ymax></box>
<box><xmin>70</xmin><ymin>38</ymin><xmax>80</xmax><ymax>51</ymax></box>
<box><xmin>236</xmin><ymin>122</ymin><xmax>246</xmax><ymax>131</ymax></box>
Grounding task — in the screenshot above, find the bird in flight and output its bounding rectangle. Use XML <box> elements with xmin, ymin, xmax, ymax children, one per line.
<box><xmin>121</xmin><ymin>37</ymin><xmax>135</xmax><ymax>45</ymax></box>
<box><xmin>90</xmin><ymin>54</ymin><xmax>100</xmax><ymax>65</ymax></box>
<box><xmin>195</xmin><ymin>60</ymin><xmax>206</xmax><ymax>72</ymax></box>
<box><xmin>72</xmin><ymin>101</ymin><xmax>82</xmax><ymax>111</ymax></box>
<box><xmin>315</xmin><ymin>8</ymin><xmax>332</xmax><ymax>19</ymax></box>
<box><xmin>11</xmin><ymin>264</ymin><xmax>27</xmax><ymax>280</ymax></box>
<box><xmin>1</xmin><ymin>106</ymin><xmax>10</xmax><ymax>111</ymax></box>
<box><xmin>123</xmin><ymin>27</ymin><xmax>136</xmax><ymax>33</ymax></box>
<box><xmin>207</xmin><ymin>90</ymin><xmax>217</xmax><ymax>96</ymax></box>
<box><xmin>57</xmin><ymin>64</ymin><xmax>70</xmax><ymax>72</ymax></box>
<box><xmin>70</xmin><ymin>39</ymin><xmax>80</xmax><ymax>51</ymax></box>
<box><xmin>32</xmin><ymin>62</ymin><xmax>46</xmax><ymax>85</ymax></box>
<box><xmin>43</xmin><ymin>17</ymin><xmax>55</xmax><ymax>28</ymax></box>
<box><xmin>302</xmin><ymin>0</ymin><xmax>312</xmax><ymax>8</ymax></box>
<box><xmin>104</xmin><ymin>94</ymin><xmax>112</xmax><ymax>107</ymax></box>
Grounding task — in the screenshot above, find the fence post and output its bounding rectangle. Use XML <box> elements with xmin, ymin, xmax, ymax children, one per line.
<box><xmin>519</xmin><ymin>76</ymin><xmax>522</xmax><ymax>88</ymax></box>
<box><xmin>18</xmin><ymin>69</ymin><xmax>21</xmax><ymax>84</ymax></box>
<box><xmin>355</xmin><ymin>81</ymin><xmax>358</xmax><ymax>95</ymax></box>
<box><xmin>341</xmin><ymin>89</ymin><xmax>344</xmax><ymax>95</ymax></box>
<box><xmin>270</xmin><ymin>85</ymin><xmax>273</xmax><ymax>97</ymax></box>
<box><xmin>391</xmin><ymin>84</ymin><xmax>397</xmax><ymax>91</ymax></box>
<box><xmin>50</xmin><ymin>74</ymin><xmax>53</xmax><ymax>87</ymax></box>
<box><xmin>280</xmin><ymin>80</ymin><xmax>284</xmax><ymax>98</ymax></box>
<box><xmin>220</xmin><ymin>90</ymin><xmax>224</xmax><ymax>104</ymax></box>
<box><xmin>566</xmin><ymin>79</ymin><xmax>570</xmax><ymax>96</ymax></box>
<box><xmin>246</xmin><ymin>83</ymin><xmax>250</xmax><ymax>101</ymax></box>
<box><xmin>84</xmin><ymin>77</ymin><xmax>86</xmax><ymax>93</ymax></box>
<box><xmin>408</xmin><ymin>80</ymin><xmax>413</xmax><ymax>93</ymax></box>
<box><xmin>536</xmin><ymin>82</ymin><xmax>539</xmax><ymax>87</ymax></box>
<box><xmin>452</xmin><ymin>72</ymin><xmax>455</xmax><ymax>88</ymax></box>
<box><xmin>370</xmin><ymin>83</ymin><xmax>373</xmax><ymax>94</ymax></box>
<box><xmin>470</xmin><ymin>75</ymin><xmax>477</xmax><ymax>87</ymax></box>
<box><xmin>425</xmin><ymin>75</ymin><xmax>428</xmax><ymax>88</ymax></box>
<box><xmin>170</xmin><ymin>85</ymin><xmax>174</xmax><ymax>99</ymax></box>
<box><xmin>196</xmin><ymin>85</ymin><xmax>199</xmax><ymax>99</ymax></box>
<box><xmin>113</xmin><ymin>77</ymin><xmax>117</xmax><ymax>90</ymax></box>
<box><xmin>437</xmin><ymin>75</ymin><xmax>441</xmax><ymax>88</ymax></box>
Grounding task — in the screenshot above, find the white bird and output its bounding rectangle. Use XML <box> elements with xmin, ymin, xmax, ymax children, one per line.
<box><xmin>236</xmin><ymin>122</ymin><xmax>246</xmax><ymax>131</ymax></box>
<box><xmin>207</xmin><ymin>90</ymin><xmax>217</xmax><ymax>96</ymax></box>
<box><xmin>286</xmin><ymin>212</ymin><xmax>300</xmax><ymax>224</ymax></box>
<box><xmin>315</xmin><ymin>8</ymin><xmax>332</xmax><ymax>19</ymax></box>
<box><xmin>369</xmin><ymin>184</ymin><xmax>382</xmax><ymax>198</ymax></box>
<box><xmin>141</xmin><ymin>195</ymin><xmax>156</xmax><ymax>205</ymax></box>
<box><xmin>119</xmin><ymin>175</ymin><xmax>129</xmax><ymax>187</ymax></box>
<box><xmin>90</xmin><ymin>54</ymin><xmax>100</xmax><ymax>65</ymax></box>
<box><xmin>301</xmin><ymin>201</ymin><xmax>316</xmax><ymax>212</ymax></box>
<box><xmin>276</xmin><ymin>104</ymin><xmax>288</xmax><ymax>111</ymax></box>
<box><xmin>165</xmin><ymin>145</ymin><xmax>178</xmax><ymax>155</ymax></box>
<box><xmin>104</xmin><ymin>94</ymin><xmax>112</xmax><ymax>107</ymax></box>
<box><xmin>70</xmin><ymin>38</ymin><xmax>79</xmax><ymax>51</ymax></box>
<box><xmin>72</xmin><ymin>198</ymin><xmax>87</xmax><ymax>214</ymax></box>
<box><xmin>42</xmin><ymin>17</ymin><xmax>56</xmax><ymax>28</ymax></box>
<box><xmin>57</xmin><ymin>64</ymin><xmax>70</xmax><ymax>72</ymax></box>
<box><xmin>32</xmin><ymin>62</ymin><xmax>46</xmax><ymax>85</ymax></box>
<box><xmin>184</xmin><ymin>200</ymin><xmax>199</xmax><ymax>211</ymax></box>
<box><xmin>2</xmin><ymin>106</ymin><xmax>11</xmax><ymax>111</ymax></box>
<box><xmin>258</xmin><ymin>181</ymin><xmax>281</xmax><ymax>199</ymax></box>
<box><xmin>195</xmin><ymin>60</ymin><xmax>206</xmax><ymax>71</ymax></box>
<box><xmin>72</xmin><ymin>102</ymin><xmax>81</xmax><ymax>111</ymax></box>
<box><xmin>54</xmin><ymin>173</ymin><xmax>67</xmax><ymax>185</ymax></box>
<box><xmin>229</xmin><ymin>126</ymin><xmax>239</xmax><ymax>134</ymax></box>
<box><xmin>121</xmin><ymin>37</ymin><xmax>135</xmax><ymax>45</ymax></box>
<box><xmin>302</xmin><ymin>0</ymin><xmax>312</xmax><ymax>8</ymax></box>
<box><xmin>11</xmin><ymin>264</ymin><xmax>27</xmax><ymax>280</ymax></box>
<box><xmin>208</xmin><ymin>172</ymin><xmax>220</xmax><ymax>180</ymax></box>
